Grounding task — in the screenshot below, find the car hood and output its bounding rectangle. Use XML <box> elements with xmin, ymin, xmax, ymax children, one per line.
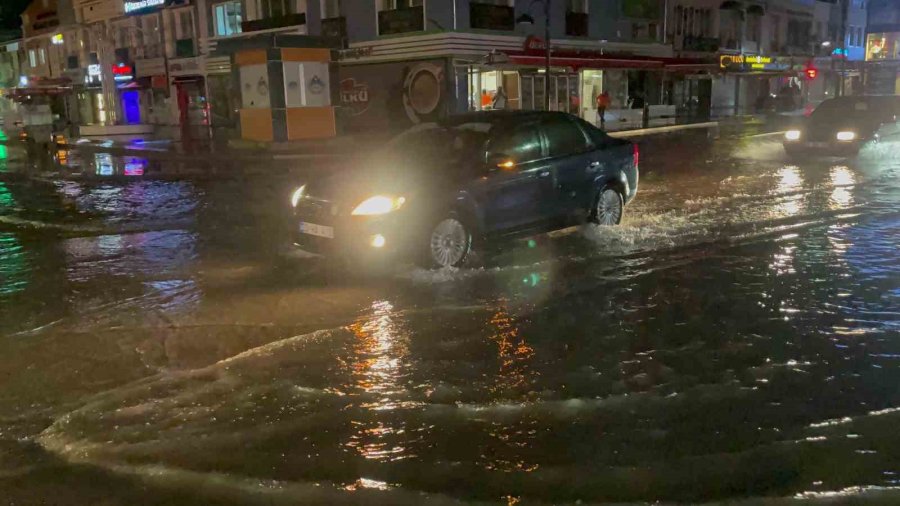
<box><xmin>799</xmin><ymin>117</ymin><xmax>881</xmax><ymax>140</ymax></box>
<box><xmin>302</xmin><ymin>154</ymin><xmax>474</xmax><ymax>207</ymax></box>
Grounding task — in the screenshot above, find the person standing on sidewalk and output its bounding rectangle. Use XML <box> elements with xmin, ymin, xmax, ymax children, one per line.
<box><xmin>596</xmin><ymin>91</ymin><xmax>611</xmax><ymax>129</ymax></box>
<box><xmin>492</xmin><ymin>86</ymin><xmax>508</xmax><ymax>110</ymax></box>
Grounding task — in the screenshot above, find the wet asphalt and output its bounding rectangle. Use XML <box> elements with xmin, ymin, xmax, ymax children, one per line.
<box><xmin>0</xmin><ymin>126</ymin><xmax>898</xmax><ymax>505</ymax></box>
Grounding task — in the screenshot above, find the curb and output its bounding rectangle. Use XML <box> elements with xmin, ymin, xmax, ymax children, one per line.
<box><xmin>607</xmin><ymin>121</ymin><xmax>719</xmax><ymax>138</ymax></box>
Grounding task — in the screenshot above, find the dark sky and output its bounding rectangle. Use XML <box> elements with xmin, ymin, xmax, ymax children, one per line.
<box><xmin>0</xmin><ymin>0</ymin><xmax>31</xmax><ymax>31</ymax></box>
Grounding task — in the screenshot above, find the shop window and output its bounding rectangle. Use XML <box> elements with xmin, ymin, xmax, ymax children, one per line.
<box><xmin>867</xmin><ymin>32</ymin><xmax>900</xmax><ymax>61</ymax></box>
<box><xmin>542</xmin><ymin>117</ymin><xmax>589</xmax><ymax>158</ymax></box>
<box><xmin>214</xmin><ymin>1</ymin><xmax>242</xmax><ymax>36</ymax></box>
<box><xmin>488</xmin><ymin>124</ymin><xmax>543</xmax><ymax>165</ymax></box>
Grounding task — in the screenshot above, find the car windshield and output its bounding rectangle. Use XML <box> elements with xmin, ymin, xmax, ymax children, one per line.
<box><xmin>379</xmin><ymin>123</ymin><xmax>491</xmax><ymax>167</ymax></box>
<box><xmin>811</xmin><ymin>98</ymin><xmax>898</xmax><ymax>123</ymax></box>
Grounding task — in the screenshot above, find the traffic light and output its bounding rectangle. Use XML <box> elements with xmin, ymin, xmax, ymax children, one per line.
<box><xmin>805</xmin><ymin>67</ymin><xmax>819</xmax><ymax>80</ymax></box>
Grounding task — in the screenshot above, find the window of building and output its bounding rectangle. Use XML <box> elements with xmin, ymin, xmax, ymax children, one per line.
<box><xmin>468</xmin><ymin>0</ymin><xmax>510</xmax><ymax>6</ymax></box>
<box><xmin>39</xmin><ymin>48</ymin><xmax>46</xmax><ymax>64</ymax></box>
<box><xmin>542</xmin><ymin>117</ymin><xmax>589</xmax><ymax>158</ymax></box>
<box><xmin>214</xmin><ymin>1</ymin><xmax>242</xmax><ymax>36</ymax></box>
<box><xmin>747</xmin><ymin>13</ymin><xmax>761</xmax><ymax>43</ymax></box>
<box><xmin>321</xmin><ymin>0</ymin><xmax>342</xmax><ymax>18</ymax></box>
<box><xmin>140</xmin><ymin>15</ymin><xmax>161</xmax><ymax>57</ymax></box>
<box><xmin>567</xmin><ymin>0</ymin><xmax>587</xmax><ymax>13</ymax></box>
<box><xmin>178</xmin><ymin>9</ymin><xmax>194</xmax><ymax>39</ymax></box>
<box><xmin>379</xmin><ymin>0</ymin><xmax>423</xmax><ymax>9</ymax></box>
<box><xmin>29</xmin><ymin>49</ymin><xmax>36</xmax><ymax>67</ymax></box>
<box><xmin>255</xmin><ymin>0</ymin><xmax>306</xmax><ymax>18</ymax></box>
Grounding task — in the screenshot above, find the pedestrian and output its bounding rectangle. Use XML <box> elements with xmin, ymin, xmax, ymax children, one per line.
<box><xmin>595</xmin><ymin>90</ymin><xmax>611</xmax><ymax>129</ymax></box>
<box><xmin>481</xmin><ymin>89</ymin><xmax>492</xmax><ymax>110</ymax></box>
<box><xmin>492</xmin><ymin>86</ymin><xmax>508</xmax><ymax>110</ymax></box>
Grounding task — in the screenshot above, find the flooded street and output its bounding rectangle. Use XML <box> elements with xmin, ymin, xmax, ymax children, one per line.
<box><xmin>1</xmin><ymin>128</ymin><xmax>898</xmax><ymax>504</ymax></box>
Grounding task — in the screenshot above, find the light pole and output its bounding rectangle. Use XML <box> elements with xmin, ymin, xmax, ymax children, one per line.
<box><xmin>516</xmin><ymin>0</ymin><xmax>551</xmax><ymax>111</ymax></box>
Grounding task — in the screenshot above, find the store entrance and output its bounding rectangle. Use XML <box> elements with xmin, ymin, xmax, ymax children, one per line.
<box><xmin>520</xmin><ymin>73</ymin><xmax>579</xmax><ymax>113</ymax></box>
<box><xmin>468</xmin><ymin>69</ymin><xmax>521</xmax><ymax>110</ymax></box>
<box><xmin>174</xmin><ymin>78</ymin><xmax>209</xmax><ymax>141</ymax></box>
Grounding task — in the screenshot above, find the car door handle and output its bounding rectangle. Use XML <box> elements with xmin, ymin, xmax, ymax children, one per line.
<box><xmin>538</xmin><ymin>170</ymin><xmax>551</xmax><ymax>177</ymax></box>
<box><xmin>588</xmin><ymin>161</ymin><xmax>601</xmax><ymax>169</ymax></box>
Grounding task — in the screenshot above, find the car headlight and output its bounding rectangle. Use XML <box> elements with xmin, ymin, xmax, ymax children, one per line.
<box><xmin>351</xmin><ymin>195</ymin><xmax>406</xmax><ymax>216</ymax></box>
<box><xmin>836</xmin><ymin>131</ymin><xmax>856</xmax><ymax>141</ymax></box>
<box><xmin>290</xmin><ymin>185</ymin><xmax>306</xmax><ymax>208</ymax></box>
<box><xmin>784</xmin><ymin>130</ymin><xmax>801</xmax><ymax>141</ymax></box>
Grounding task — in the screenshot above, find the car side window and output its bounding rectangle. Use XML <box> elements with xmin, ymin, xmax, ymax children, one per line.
<box><xmin>573</xmin><ymin>117</ymin><xmax>612</xmax><ymax>148</ymax></box>
<box><xmin>542</xmin><ymin>117</ymin><xmax>591</xmax><ymax>157</ymax></box>
<box><xmin>487</xmin><ymin>124</ymin><xmax>543</xmax><ymax>164</ymax></box>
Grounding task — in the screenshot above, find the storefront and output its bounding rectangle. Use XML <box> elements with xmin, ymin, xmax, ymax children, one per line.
<box><xmin>168</xmin><ymin>56</ymin><xmax>208</xmax><ymax>140</ymax></box>
<box><xmin>134</xmin><ymin>57</ymin><xmax>169</xmax><ymax>126</ymax></box>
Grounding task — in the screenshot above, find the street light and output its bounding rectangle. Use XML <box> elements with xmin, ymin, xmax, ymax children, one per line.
<box><xmin>516</xmin><ymin>0</ymin><xmax>551</xmax><ymax>110</ymax></box>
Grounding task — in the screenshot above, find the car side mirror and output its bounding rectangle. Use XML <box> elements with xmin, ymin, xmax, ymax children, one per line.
<box><xmin>486</xmin><ymin>153</ymin><xmax>516</xmax><ymax>171</ymax></box>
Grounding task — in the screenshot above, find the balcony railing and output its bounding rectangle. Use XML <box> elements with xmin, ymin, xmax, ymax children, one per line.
<box><xmin>378</xmin><ymin>6</ymin><xmax>424</xmax><ymax>36</ymax></box>
<box><xmin>565</xmin><ymin>12</ymin><xmax>588</xmax><ymax>37</ymax></box>
<box><xmin>321</xmin><ymin>16</ymin><xmax>347</xmax><ymax>40</ymax></box>
<box><xmin>470</xmin><ymin>2</ymin><xmax>514</xmax><ymax>31</ymax></box>
<box><xmin>682</xmin><ymin>36</ymin><xmax>719</xmax><ymax>52</ymax></box>
<box><xmin>241</xmin><ymin>12</ymin><xmax>306</xmax><ymax>33</ymax></box>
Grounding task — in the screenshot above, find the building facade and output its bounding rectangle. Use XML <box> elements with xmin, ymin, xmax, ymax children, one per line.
<box><xmin>865</xmin><ymin>0</ymin><xmax>900</xmax><ymax>94</ymax></box>
<box><xmin>11</xmin><ymin>0</ymin><xmax>872</xmax><ymax>138</ymax></box>
<box><xmin>665</xmin><ymin>0</ymin><xmax>867</xmax><ymax>116</ymax></box>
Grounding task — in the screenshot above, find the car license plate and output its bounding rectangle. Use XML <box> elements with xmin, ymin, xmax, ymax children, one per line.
<box><xmin>299</xmin><ymin>222</ymin><xmax>334</xmax><ymax>239</ymax></box>
<box><xmin>808</xmin><ymin>142</ymin><xmax>830</xmax><ymax>148</ymax></box>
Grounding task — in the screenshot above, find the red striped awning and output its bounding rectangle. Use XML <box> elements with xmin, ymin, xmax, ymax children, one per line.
<box><xmin>508</xmin><ymin>53</ymin><xmax>664</xmax><ymax>70</ymax></box>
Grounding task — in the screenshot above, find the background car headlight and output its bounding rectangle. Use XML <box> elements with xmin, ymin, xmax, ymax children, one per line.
<box><xmin>351</xmin><ymin>196</ymin><xmax>406</xmax><ymax>216</ymax></box>
<box><xmin>836</xmin><ymin>131</ymin><xmax>856</xmax><ymax>141</ymax></box>
<box><xmin>784</xmin><ymin>130</ymin><xmax>801</xmax><ymax>141</ymax></box>
<box><xmin>290</xmin><ymin>185</ymin><xmax>306</xmax><ymax>208</ymax></box>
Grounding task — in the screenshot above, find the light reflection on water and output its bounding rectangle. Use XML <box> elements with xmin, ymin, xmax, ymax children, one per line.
<box><xmin>344</xmin><ymin>300</ymin><xmax>417</xmax><ymax>461</ymax></box>
<box><xmin>775</xmin><ymin>165</ymin><xmax>805</xmax><ymax>218</ymax></box>
<box><xmin>829</xmin><ymin>165</ymin><xmax>855</xmax><ymax>210</ymax></box>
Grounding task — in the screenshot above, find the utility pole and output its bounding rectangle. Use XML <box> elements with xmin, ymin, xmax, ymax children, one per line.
<box><xmin>839</xmin><ymin>0</ymin><xmax>848</xmax><ymax>96</ymax></box>
<box><xmin>94</xmin><ymin>22</ymin><xmax>119</xmax><ymax>125</ymax></box>
<box><xmin>543</xmin><ymin>0</ymin><xmax>550</xmax><ymax>111</ymax></box>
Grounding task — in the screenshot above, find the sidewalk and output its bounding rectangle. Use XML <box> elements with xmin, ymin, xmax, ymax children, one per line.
<box><xmin>54</xmin><ymin>120</ymin><xmax>728</xmax><ymax>163</ymax></box>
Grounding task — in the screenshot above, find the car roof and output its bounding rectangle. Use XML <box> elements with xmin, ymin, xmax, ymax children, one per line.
<box><xmin>439</xmin><ymin>110</ymin><xmax>572</xmax><ymax>128</ymax></box>
<box><xmin>820</xmin><ymin>95</ymin><xmax>900</xmax><ymax>105</ymax></box>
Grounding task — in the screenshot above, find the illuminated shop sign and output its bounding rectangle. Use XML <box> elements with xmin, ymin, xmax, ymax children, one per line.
<box><xmin>719</xmin><ymin>54</ymin><xmax>789</xmax><ymax>72</ymax></box>
<box><xmin>124</xmin><ymin>0</ymin><xmax>164</xmax><ymax>14</ymax></box>
<box><xmin>112</xmin><ymin>63</ymin><xmax>134</xmax><ymax>82</ymax></box>
<box><xmin>123</xmin><ymin>0</ymin><xmax>188</xmax><ymax>15</ymax></box>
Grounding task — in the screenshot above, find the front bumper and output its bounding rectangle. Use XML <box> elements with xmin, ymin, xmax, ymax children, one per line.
<box><xmin>291</xmin><ymin>198</ymin><xmax>417</xmax><ymax>262</ymax></box>
<box><xmin>783</xmin><ymin>140</ymin><xmax>862</xmax><ymax>156</ymax></box>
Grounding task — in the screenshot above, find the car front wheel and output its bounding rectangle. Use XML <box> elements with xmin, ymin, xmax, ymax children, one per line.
<box><xmin>592</xmin><ymin>188</ymin><xmax>624</xmax><ymax>226</ymax></box>
<box><xmin>427</xmin><ymin>217</ymin><xmax>472</xmax><ymax>268</ymax></box>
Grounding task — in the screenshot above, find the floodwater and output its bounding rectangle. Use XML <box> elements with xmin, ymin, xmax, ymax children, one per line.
<box><xmin>0</xmin><ymin>128</ymin><xmax>898</xmax><ymax>504</ymax></box>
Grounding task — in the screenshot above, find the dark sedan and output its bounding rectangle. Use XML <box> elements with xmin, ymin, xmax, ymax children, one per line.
<box><xmin>291</xmin><ymin>111</ymin><xmax>639</xmax><ymax>268</ymax></box>
<box><xmin>783</xmin><ymin>95</ymin><xmax>900</xmax><ymax>157</ymax></box>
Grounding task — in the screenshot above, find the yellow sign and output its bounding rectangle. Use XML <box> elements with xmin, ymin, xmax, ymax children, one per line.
<box><xmin>719</xmin><ymin>54</ymin><xmax>773</xmax><ymax>68</ymax></box>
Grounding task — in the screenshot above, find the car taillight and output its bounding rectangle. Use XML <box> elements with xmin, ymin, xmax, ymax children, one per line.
<box><xmin>633</xmin><ymin>143</ymin><xmax>640</xmax><ymax>169</ymax></box>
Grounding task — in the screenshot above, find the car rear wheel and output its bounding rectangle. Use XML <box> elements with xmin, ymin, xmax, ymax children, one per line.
<box><xmin>427</xmin><ymin>217</ymin><xmax>472</xmax><ymax>268</ymax></box>
<box><xmin>592</xmin><ymin>188</ymin><xmax>624</xmax><ymax>226</ymax></box>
